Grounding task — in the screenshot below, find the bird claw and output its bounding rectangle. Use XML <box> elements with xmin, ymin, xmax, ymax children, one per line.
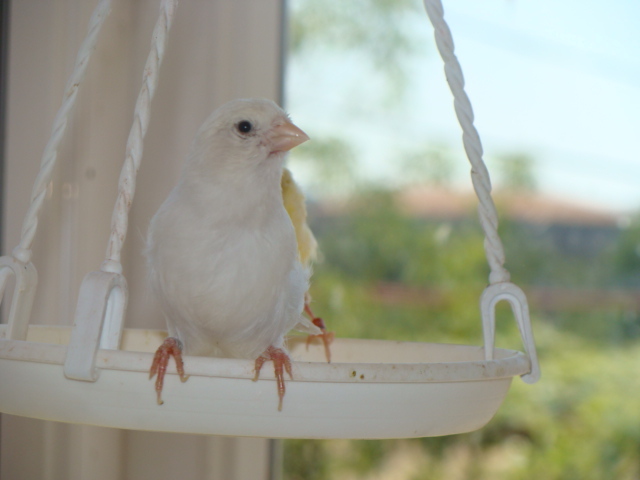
<box><xmin>304</xmin><ymin>304</ymin><xmax>334</xmax><ymax>363</ymax></box>
<box><xmin>306</xmin><ymin>328</ymin><xmax>335</xmax><ymax>364</ymax></box>
<box><xmin>253</xmin><ymin>346</ymin><xmax>293</xmax><ymax>411</ymax></box>
<box><xmin>149</xmin><ymin>337</ymin><xmax>189</xmax><ymax>405</ymax></box>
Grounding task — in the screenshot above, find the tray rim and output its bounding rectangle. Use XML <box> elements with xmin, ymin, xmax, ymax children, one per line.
<box><xmin>0</xmin><ymin>325</ymin><xmax>531</xmax><ymax>384</ymax></box>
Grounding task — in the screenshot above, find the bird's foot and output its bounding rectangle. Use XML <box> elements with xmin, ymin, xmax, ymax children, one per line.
<box><xmin>304</xmin><ymin>304</ymin><xmax>334</xmax><ymax>363</ymax></box>
<box><xmin>253</xmin><ymin>346</ymin><xmax>293</xmax><ymax>411</ymax></box>
<box><xmin>149</xmin><ymin>337</ymin><xmax>189</xmax><ymax>405</ymax></box>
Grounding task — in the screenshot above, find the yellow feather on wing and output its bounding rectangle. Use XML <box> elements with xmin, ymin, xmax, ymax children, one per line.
<box><xmin>281</xmin><ymin>167</ymin><xmax>317</xmax><ymax>267</ymax></box>
<box><xmin>281</xmin><ymin>167</ymin><xmax>334</xmax><ymax>362</ymax></box>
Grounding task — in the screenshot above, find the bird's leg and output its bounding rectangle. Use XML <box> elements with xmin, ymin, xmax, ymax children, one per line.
<box><xmin>149</xmin><ymin>337</ymin><xmax>189</xmax><ymax>405</ymax></box>
<box><xmin>253</xmin><ymin>346</ymin><xmax>293</xmax><ymax>411</ymax></box>
<box><xmin>304</xmin><ymin>302</ymin><xmax>335</xmax><ymax>363</ymax></box>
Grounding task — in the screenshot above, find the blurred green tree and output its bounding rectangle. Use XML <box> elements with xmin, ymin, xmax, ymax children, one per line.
<box><xmin>284</xmin><ymin>2</ymin><xmax>640</xmax><ymax>479</ymax></box>
<box><xmin>289</xmin><ymin>0</ymin><xmax>419</xmax><ymax>95</ymax></box>
<box><xmin>613</xmin><ymin>215</ymin><xmax>640</xmax><ymax>286</ymax></box>
<box><xmin>399</xmin><ymin>144</ymin><xmax>457</xmax><ymax>186</ymax></box>
<box><xmin>495</xmin><ymin>153</ymin><xmax>537</xmax><ymax>193</ymax></box>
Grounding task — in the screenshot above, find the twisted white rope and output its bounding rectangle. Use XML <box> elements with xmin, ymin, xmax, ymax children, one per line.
<box><xmin>101</xmin><ymin>0</ymin><xmax>177</xmax><ymax>274</ymax></box>
<box><xmin>423</xmin><ymin>0</ymin><xmax>510</xmax><ymax>285</ymax></box>
<box><xmin>11</xmin><ymin>0</ymin><xmax>112</xmax><ymax>264</ymax></box>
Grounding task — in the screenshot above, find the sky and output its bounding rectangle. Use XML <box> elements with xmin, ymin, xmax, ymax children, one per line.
<box><xmin>286</xmin><ymin>0</ymin><xmax>640</xmax><ymax>214</ymax></box>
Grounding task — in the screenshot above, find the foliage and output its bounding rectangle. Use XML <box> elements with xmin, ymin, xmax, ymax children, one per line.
<box><xmin>284</xmin><ymin>2</ymin><xmax>639</xmax><ymax>478</ymax></box>
<box><xmin>400</xmin><ymin>144</ymin><xmax>458</xmax><ymax>187</ymax></box>
<box><xmin>289</xmin><ymin>0</ymin><xmax>419</xmax><ymax>94</ymax></box>
<box><xmin>498</xmin><ymin>216</ymin><xmax>617</xmax><ymax>289</ymax></box>
<box><xmin>282</xmin><ymin>187</ymin><xmax>640</xmax><ymax>480</ymax></box>
<box><xmin>292</xmin><ymin>136</ymin><xmax>358</xmax><ymax>196</ymax></box>
<box><xmin>494</xmin><ymin>153</ymin><xmax>538</xmax><ymax>193</ymax></box>
<box><xmin>613</xmin><ymin>215</ymin><xmax>640</xmax><ymax>286</ymax></box>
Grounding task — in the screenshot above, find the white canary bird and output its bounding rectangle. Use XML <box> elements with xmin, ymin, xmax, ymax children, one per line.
<box><xmin>146</xmin><ymin>98</ymin><xmax>321</xmax><ymax>410</ymax></box>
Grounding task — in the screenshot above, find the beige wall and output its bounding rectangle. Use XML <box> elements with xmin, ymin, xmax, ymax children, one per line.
<box><xmin>1</xmin><ymin>1</ymin><xmax>285</xmax><ymax>478</ymax></box>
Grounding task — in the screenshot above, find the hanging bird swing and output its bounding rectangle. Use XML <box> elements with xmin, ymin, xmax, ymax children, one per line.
<box><xmin>0</xmin><ymin>0</ymin><xmax>539</xmax><ymax>439</ymax></box>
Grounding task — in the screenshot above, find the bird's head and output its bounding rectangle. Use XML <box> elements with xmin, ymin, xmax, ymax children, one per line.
<box><xmin>189</xmin><ymin>98</ymin><xmax>309</xmax><ymax>177</ymax></box>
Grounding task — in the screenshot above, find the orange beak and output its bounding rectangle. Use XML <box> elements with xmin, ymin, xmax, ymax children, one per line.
<box><xmin>268</xmin><ymin>121</ymin><xmax>309</xmax><ymax>154</ymax></box>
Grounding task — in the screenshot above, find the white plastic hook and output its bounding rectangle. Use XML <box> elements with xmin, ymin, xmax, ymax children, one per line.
<box><xmin>0</xmin><ymin>256</ymin><xmax>38</xmax><ymax>341</ymax></box>
<box><xmin>481</xmin><ymin>282</ymin><xmax>540</xmax><ymax>383</ymax></box>
<box><xmin>64</xmin><ymin>270</ymin><xmax>128</xmax><ymax>381</ymax></box>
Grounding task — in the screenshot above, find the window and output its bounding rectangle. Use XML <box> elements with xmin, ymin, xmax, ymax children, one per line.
<box><xmin>283</xmin><ymin>1</ymin><xmax>640</xmax><ymax>478</ymax></box>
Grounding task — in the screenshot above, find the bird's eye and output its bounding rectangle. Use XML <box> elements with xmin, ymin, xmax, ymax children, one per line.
<box><xmin>236</xmin><ymin>120</ymin><xmax>253</xmax><ymax>134</ymax></box>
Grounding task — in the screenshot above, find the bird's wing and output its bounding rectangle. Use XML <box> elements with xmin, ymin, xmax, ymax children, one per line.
<box><xmin>281</xmin><ymin>167</ymin><xmax>318</xmax><ymax>267</ymax></box>
<box><xmin>281</xmin><ymin>168</ymin><xmax>323</xmax><ymax>336</ymax></box>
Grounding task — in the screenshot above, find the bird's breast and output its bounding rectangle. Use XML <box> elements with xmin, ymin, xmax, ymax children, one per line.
<box><xmin>154</xmin><ymin>200</ymin><xmax>298</xmax><ymax>326</ymax></box>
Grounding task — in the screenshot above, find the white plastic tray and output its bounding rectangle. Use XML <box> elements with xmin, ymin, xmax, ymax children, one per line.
<box><xmin>0</xmin><ymin>325</ymin><xmax>530</xmax><ymax>439</ymax></box>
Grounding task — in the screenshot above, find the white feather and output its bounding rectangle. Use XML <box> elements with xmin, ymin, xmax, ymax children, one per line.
<box><xmin>146</xmin><ymin>98</ymin><xmax>319</xmax><ymax>360</ymax></box>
